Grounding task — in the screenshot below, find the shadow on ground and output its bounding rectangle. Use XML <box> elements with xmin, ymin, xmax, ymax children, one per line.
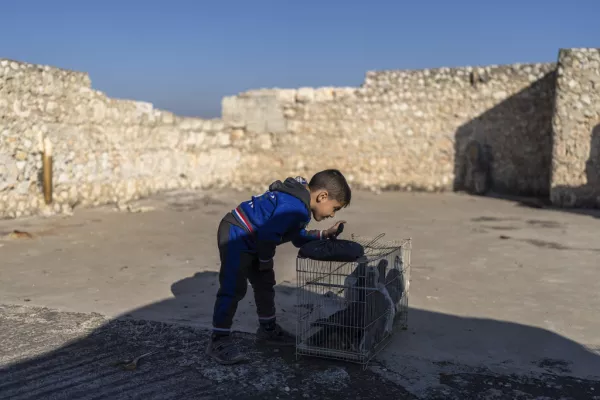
<box><xmin>1</xmin><ymin>271</ymin><xmax>599</xmax><ymax>400</ymax></box>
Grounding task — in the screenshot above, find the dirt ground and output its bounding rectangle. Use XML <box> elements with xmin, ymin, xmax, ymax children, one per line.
<box><xmin>1</xmin><ymin>189</ymin><xmax>599</xmax><ymax>399</ymax></box>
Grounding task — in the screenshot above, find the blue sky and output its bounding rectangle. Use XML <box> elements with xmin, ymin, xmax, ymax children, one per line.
<box><xmin>1</xmin><ymin>0</ymin><xmax>598</xmax><ymax>118</ymax></box>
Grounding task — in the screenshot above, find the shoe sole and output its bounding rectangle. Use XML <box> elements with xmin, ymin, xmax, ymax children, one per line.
<box><xmin>205</xmin><ymin>346</ymin><xmax>246</xmax><ymax>365</ymax></box>
<box><xmin>255</xmin><ymin>338</ymin><xmax>296</xmax><ymax>347</ymax></box>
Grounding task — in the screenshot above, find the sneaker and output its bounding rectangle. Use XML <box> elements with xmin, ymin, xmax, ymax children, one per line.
<box><xmin>205</xmin><ymin>335</ymin><xmax>246</xmax><ymax>365</ymax></box>
<box><xmin>256</xmin><ymin>323</ymin><xmax>296</xmax><ymax>346</ymax></box>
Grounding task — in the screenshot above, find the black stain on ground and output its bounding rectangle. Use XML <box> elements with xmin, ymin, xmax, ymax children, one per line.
<box><xmin>168</xmin><ymin>195</ymin><xmax>228</xmax><ymax>212</ymax></box>
<box><xmin>472</xmin><ymin>216</ymin><xmax>519</xmax><ymax>222</ymax></box>
<box><xmin>526</xmin><ymin>219</ymin><xmax>564</xmax><ymax>229</ymax></box>
<box><xmin>485</xmin><ymin>225</ymin><xmax>520</xmax><ymax>231</ymax></box>
<box><xmin>498</xmin><ymin>236</ymin><xmax>600</xmax><ymax>252</ymax></box>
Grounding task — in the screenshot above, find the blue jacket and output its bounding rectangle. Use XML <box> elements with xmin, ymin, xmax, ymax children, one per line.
<box><xmin>223</xmin><ymin>176</ymin><xmax>322</xmax><ymax>262</ymax></box>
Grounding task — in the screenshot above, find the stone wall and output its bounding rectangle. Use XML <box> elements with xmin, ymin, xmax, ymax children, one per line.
<box><xmin>0</xmin><ymin>59</ymin><xmax>241</xmax><ymax>219</ymax></box>
<box><xmin>550</xmin><ymin>49</ymin><xmax>600</xmax><ymax>208</ymax></box>
<box><xmin>223</xmin><ymin>63</ymin><xmax>557</xmax><ymax>195</ymax></box>
<box><xmin>2</xmin><ymin>48</ymin><xmax>599</xmax><ymax>220</ymax></box>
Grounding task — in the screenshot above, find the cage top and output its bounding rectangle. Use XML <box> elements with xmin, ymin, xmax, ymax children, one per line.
<box><xmin>349</xmin><ymin>234</ymin><xmax>410</xmax><ymax>261</ymax></box>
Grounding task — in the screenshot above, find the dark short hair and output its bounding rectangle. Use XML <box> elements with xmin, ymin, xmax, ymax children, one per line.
<box><xmin>308</xmin><ymin>169</ymin><xmax>352</xmax><ymax>207</ymax></box>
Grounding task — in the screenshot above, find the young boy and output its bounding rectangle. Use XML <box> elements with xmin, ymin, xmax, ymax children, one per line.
<box><xmin>206</xmin><ymin>169</ymin><xmax>352</xmax><ymax>364</ymax></box>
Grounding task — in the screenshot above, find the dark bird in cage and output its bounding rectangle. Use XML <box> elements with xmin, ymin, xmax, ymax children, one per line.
<box><xmin>385</xmin><ymin>258</ymin><xmax>407</xmax><ymax>325</ymax></box>
<box><xmin>305</xmin><ymin>300</ymin><xmax>366</xmax><ymax>351</ymax></box>
<box><xmin>306</xmin><ymin>259</ymin><xmax>396</xmax><ymax>353</ymax></box>
<box><xmin>385</xmin><ymin>268</ymin><xmax>404</xmax><ymax>304</ymax></box>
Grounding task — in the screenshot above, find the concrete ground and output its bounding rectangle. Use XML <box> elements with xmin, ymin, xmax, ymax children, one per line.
<box><xmin>1</xmin><ymin>189</ymin><xmax>600</xmax><ymax>399</ymax></box>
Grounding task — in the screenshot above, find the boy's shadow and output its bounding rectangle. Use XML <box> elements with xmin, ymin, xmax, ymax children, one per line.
<box><xmin>125</xmin><ymin>271</ymin><xmax>299</xmax><ymax>334</ymax></box>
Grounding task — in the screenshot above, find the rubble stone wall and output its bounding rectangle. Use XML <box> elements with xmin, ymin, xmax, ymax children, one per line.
<box><xmin>223</xmin><ymin>63</ymin><xmax>557</xmax><ymax>195</ymax></box>
<box><xmin>550</xmin><ymin>48</ymin><xmax>600</xmax><ymax>208</ymax></box>
<box><xmin>0</xmin><ymin>59</ymin><xmax>240</xmax><ymax>219</ymax></box>
<box><xmin>1</xmin><ymin>48</ymin><xmax>599</xmax><ymax>219</ymax></box>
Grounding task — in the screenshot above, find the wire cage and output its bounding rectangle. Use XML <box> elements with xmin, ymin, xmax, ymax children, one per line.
<box><xmin>295</xmin><ymin>234</ymin><xmax>411</xmax><ymax>368</ymax></box>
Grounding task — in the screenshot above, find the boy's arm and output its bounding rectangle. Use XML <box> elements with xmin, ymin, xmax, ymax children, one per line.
<box><xmin>292</xmin><ymin>220</ymin><xmax>346</xmax><ymax>248</ymax></box>
<box><xmin>255</xmin><ymin>207</ymin><xmax>308</xmax><ymax>266</ymax></box>
<box><xmin>291</xmin><ymin>228</ymin><xmax>324</xmax><ymax>248</ymax></box>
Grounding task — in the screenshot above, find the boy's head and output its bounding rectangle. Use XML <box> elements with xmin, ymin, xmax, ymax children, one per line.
<box><xmin>307</xmin><ymin>169</ymin><xmax>351</xmax><ymax>221</ymax></box>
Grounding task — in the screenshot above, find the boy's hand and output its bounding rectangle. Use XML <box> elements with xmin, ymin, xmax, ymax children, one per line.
<box><xmin>324</xmin><ymin>221</ymin><xmax>346</xmax><ymax>239</ymax></box>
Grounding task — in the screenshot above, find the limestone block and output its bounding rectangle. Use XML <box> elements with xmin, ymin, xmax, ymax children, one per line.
<box><xmin>276</xmin><ymin>89</ymin><xmax>297</xmax><ymax>104</ymax></box>
<box><xmin>256</xmin><ymin>134</ymin><xmax>273</xmax><ymax>150</ymax></box>
<box><xmin>230</xmin><ymin>129</ymin><xmax>245</xmax><ymax>141</ymax></box>
<box><xmin>313</xmin><ymin>88</ymin><xmax>335</xmax><ymax>102</ymax></box>
<box><xmin>215</xmin><ymin>132</ymin><xmax>231</xmax><ymax>147</ymax></box>
<box><xmin>296</xmin><ymin>88</ymin><xmax>315</xmax><ymax>103</ymax></box>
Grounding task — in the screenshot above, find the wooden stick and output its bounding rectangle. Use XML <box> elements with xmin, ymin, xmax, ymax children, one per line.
<box><xmin>42</xmin><ymin>138</ymin><xmax>53</xmax><ymax>205</ymax></box>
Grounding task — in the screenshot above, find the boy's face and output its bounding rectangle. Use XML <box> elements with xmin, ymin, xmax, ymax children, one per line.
<box><xmin>310</xmin><ymin>190</ymin><xmax>344</xmax><ymax>222</ymax></box>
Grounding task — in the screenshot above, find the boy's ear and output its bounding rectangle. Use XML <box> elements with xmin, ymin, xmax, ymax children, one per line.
<box><xmin>316</xmin><ymin>191</ymin><xmax>329</xmax><ymax>202</ymax></box>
